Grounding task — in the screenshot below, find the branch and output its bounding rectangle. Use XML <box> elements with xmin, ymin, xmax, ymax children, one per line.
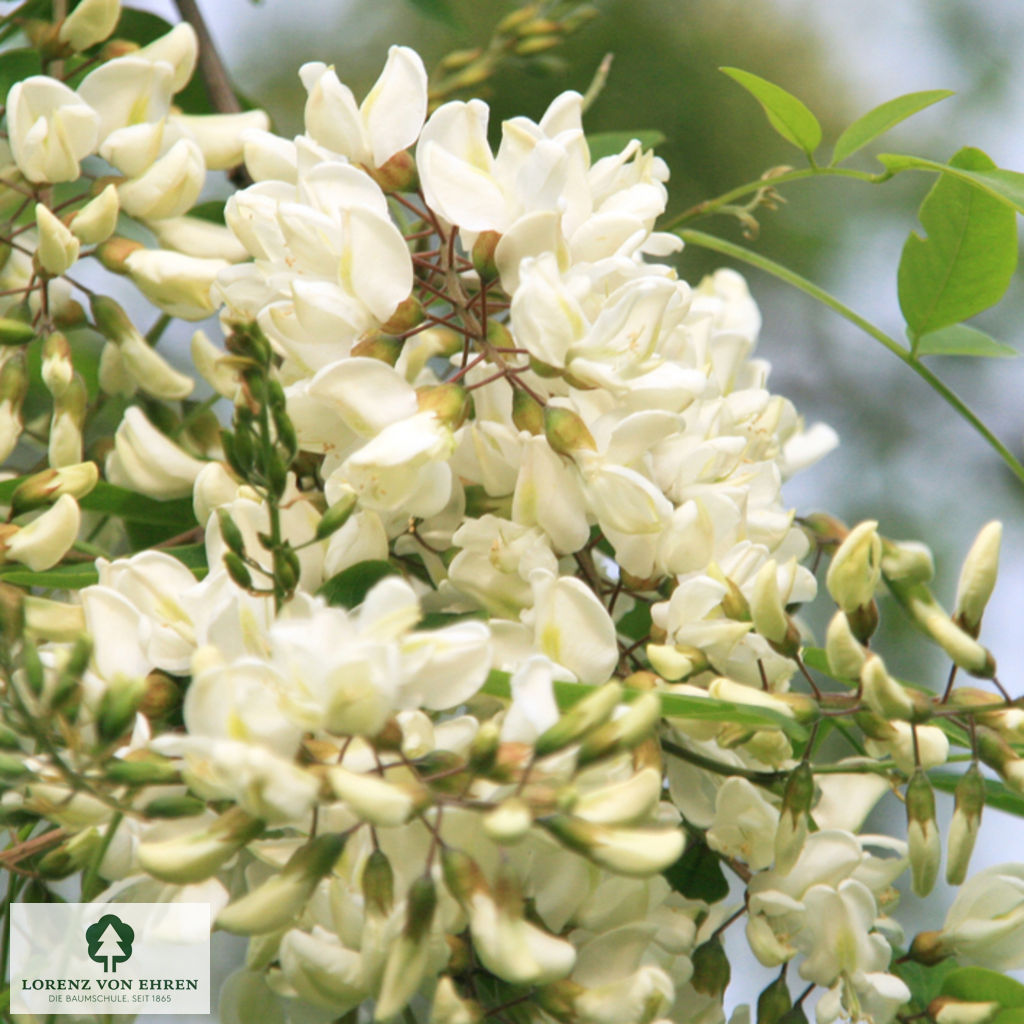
<box><xmin>173</xmin><ymin>0</ymin><xmax>242</xmax><ymax>114</ymax></box>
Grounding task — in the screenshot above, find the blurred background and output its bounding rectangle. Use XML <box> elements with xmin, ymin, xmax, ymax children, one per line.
<box><xmin>25</xmin><ymin>0</ymin><xmax>1024</xmax><ymax>1016</ymax></box>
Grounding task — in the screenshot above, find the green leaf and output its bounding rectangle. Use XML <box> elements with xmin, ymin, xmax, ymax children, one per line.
<box><xmin>894</xmin><ymin>957</ymin><xmax>961</xmax><ymax>1015</ymax></box>
<box><xmin>405</xmin><ymin>0</ymin><xmax>458</xmax><ymax>27</ymax></box>
<box><xmin>586</xmin><ymin>130</ymin><xmax>667</xmax><ymax>162</ymax></box>
<box><xmin>0</xmin><ymin>563</ymin><xmax>99</xmax><ymax>589</ymax></box>
<box><xmin>898</xmin><ymin>147</ymin><xmax>1018</xmax><ymax>343</ymax></box>
<box><xmin>879</xmin><ymin>153</ymin><xmax>1024</xmax><ymax>215</ymax></box>
<box><xmin>941</xmin><ymin>967</ymin><xmax>1024</xmax><ymax>1007</ymax></box>
<box><xmin>720</xmin><ymin>67</ymin><xmax>822</xmax><ymax>157</ymax></box>
<box><xmin>915</xmin><ymin>324</ymin><xmax>1017</xmax><ymax>358</ymax></box>
<box><xmin>480</xmin><ymin>671</ymin><xmax>807</xmax><ymax>738</ymax></box>
<box><xmin>317</xmin><ymin>560</ymin><xmax>398</xmax><ymax>608</ymax></box>
<box><xmin>0</xmin><ymin>48</ymin><xmax>42</xmax><ymax>101</ymax></box>
<box><xmin>616</xmin><ymin>601</ymin><xmax>652</xmax><ymax>642</ymax></box>
<box><xmin>188</xmin><ymin>200</ymin><xmax>228</xmax><ymax>225</ymax></box>
<box><xmin>932</xmin><ymin>772</ymin><xmax>1024</xmax><ymax>818</ymax></box>
<box><xmin>664</xmin><ymin>840</ymin><xmax>729</xmax><ymax>903</ymax></box>
<box><xmin>0</xmin><ymin>478</ymin><xmax>197</xmax><ymax>529</ymax></box>
<box><xmin>831</xmin><ymin>90</ymin><xmax>953</xmax><ymax>166</ymax></box>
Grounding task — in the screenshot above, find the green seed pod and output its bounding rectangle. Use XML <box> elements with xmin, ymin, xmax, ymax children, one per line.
<box><xmin>216</xmin><ymin>508</ymin><xmax>247</xmax><ymax>557</ymax></box>
<box><xmin>223</xmin><ymin>552</ymin><xmax>253</xmax><ymax>590</ymax></box>
<box><xmin>143</xmin><ymin>794</ymin><xmax>207</xmax><ymax>819</ymax></box>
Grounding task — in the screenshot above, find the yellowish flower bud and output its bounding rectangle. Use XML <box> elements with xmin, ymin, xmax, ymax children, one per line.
<box><xmin>928</xmin><ymin>998</ymin><xmax>1001</xmax><ymax>1024</ymax></box>
<box><xmin>48</xmin><ymin>372</ymin><xmax>87</xmax><ymax>467</ymax></box>
<box><xmin>825</xmin><ymin>519</ymin><xmax>881</xmax><ymax>613</ymax></box>
<box><xmin>860</xmin><ymin>654</ymin><xmax>919</xmax><ymax>721</ymax></box>
<box><xmin>906</xmin><ymin>769</ymin><xmax>940</xmax><ymax>897</ymax></box>
<box><xmin>880</xmin><ymin>538</ymin><xmax>934</xmax><ymax>583</ymax></box>
<box><xmin>58</xmin><ymin>0</ymin><xmax>120</xmax><ymax>51</ymax></box>
<box><xmin>35</xmin><ymin>203</ymin><xmax>80</xmax><ymax>275</ymax></box>
<box><xmin>534</xmin><ymin>681</ymin><xmax>623</xmax><ymax>757</ymax></box>
<box><xmin>544</xmin><ymin>405</ymin><xmax>597</xmax><ymax>456</ymax></box>
<box><xmin>1</xmin><ymin>493</ymin><xmax>80</xmax><ymax>571</ymax></box>
<box><xmin>374</xmin><ymin>876</ymin><xmax>437</xmax><ymax>1020</ymax></box>
<box><xmin>429</xmin><ymin>976</ymin><xmax>482</xmax><ymax>1024</ymax></box>
<box><xmin>482</xmin><ymin>796</ymin><xmax>533</xmax><ymax>844</ymax></box>
<box><xmin>576</xmin><ymin>691</ymin><xmax>663</xmax><ymax>765</ymax></box>
<box><xmin>69</xmin><ymin>183</ymin><xmax>119</xmax><ymax>244</ymax></box>
<box><xmin>954</xmin><ymin>521</ymin><xmax>1002</xmax><ymax>637</ymax></box>
<box><xmin>328</xmin><ymin>766</ymin><xmax>427</xmax><ymax>827</ymax></box>
<box><xmin>541</xmin><ymin>815</ymin><xmax>684</xmax><ymax>876</ymax></box>
<box><xmin>41</xmin><ymin>331</ymin><xmax>73</xmax><ymax>396</ymax></box>
<box><xmin>216</xmin><ymin>832</ymin><xmax>346</xmax><ymax>935</ymax></box>
<box><xmin>946</xmin><ymin>764</ymin><xmax>984</xmax><ymax>886</ymax></box>
<box><xmin>137</xmin><ymin>807</ymin><xmax>264</xmax><ymax>883</ymax></box>
<box><xmin>10</xmin><ymin>461</ymin><xmax>98</xmax><ymax>514</ymax></box>
<box><xmin>825</xmin><ymin>611</ymin><xmax>866</xmax><ymax>680</ymax></box>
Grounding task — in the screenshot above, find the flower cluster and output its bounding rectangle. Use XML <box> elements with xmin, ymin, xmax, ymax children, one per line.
<box><xmin>0</xmin><ymin>7</ymin><xmax>1022</xmax><ymax>1024</ymax></box>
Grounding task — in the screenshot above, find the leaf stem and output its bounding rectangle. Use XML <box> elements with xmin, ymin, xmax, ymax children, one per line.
<box><xmin>664</xmin><ymin>166</ymin><xmax>887</xmax><ymax>229</ymax></box>
<box><xmin>676</xmin><ymin>229</ymin><xmax>1024</xmax><ymax>486</ymax></box>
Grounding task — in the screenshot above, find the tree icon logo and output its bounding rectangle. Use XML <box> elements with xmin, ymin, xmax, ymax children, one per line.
<box><xmin>85</xmin><ymin>914</ymin><xmax>135</xmax><ymax>973</ymax></box>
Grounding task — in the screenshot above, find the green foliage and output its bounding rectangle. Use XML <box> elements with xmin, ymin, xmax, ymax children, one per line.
<box><xmin>879</xmin><ymin>153</ymin><xmax>1024</xmax><ymax>214</ymax></box>
<box><xmin>403</xmin><ymin>0</ymin><xmax>459</xmax><ymax>28</ymax></box>
<box><xmin>894</xmin><ymin>956</ymin><xmax>960</xmax><ymax>1016</ymax></box>
<box><xmin>898</xmin><ymin>147</ymin><xmax>1018</xmax><ymax>344</ymax></box>
<box><xmin>915</xmin><ymin>324</ymin><xmax>1017</xmax><ymax>358</ymax></box>
<box><xmin>318</xmin><ymin>560</ymin><xmax>400</xmax><ymax>608</ymax></box>
<box><xmin>941</xmin><ymin>967</ymin><xmax>1024</xmax><ymax>1007</ymax></box>
<box><xmin>830</xmin><ymin>90</ymin><xmax>953</xmax><ymax>166</ymax></box>
<box><xmin>932</xmin><ymin>773</ymin><xmax>1024</xmax><ymax>820</ymax></box>
<box><xmin>586</xmin><ymin>130</ymin><xmax>666</xmax><ymax>161</ymax></box>
<box><xmin>664</xmin><ymin>838</ymin><xmax>730</xmax><ymax>903</ymax></box>
<box><xmin>0</xmin><ymin>48</ymin><xmax>41</xmax><ymax>99</ymax></box>
<box><xmin>720</xmin><ymin>67</ymin><xmax>822</xmax><ymax>158</ymax></box>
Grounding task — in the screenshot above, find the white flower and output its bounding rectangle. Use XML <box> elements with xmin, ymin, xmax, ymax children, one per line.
<box><xmin>300</xmin><ymin>46</ymin><xmax>428</xmax><ymax>168</ymax></box>
<box><xmin>6</xmin><ymin>76</ymin><xmax>99</xmax><ymax>182</ymax></box>
<box><xmin>70</xmin><ymin>184</ymin><xmax>120</xmax><ymax>244</ymax></box>
<box><xmin>34</xmin><ymin>203</ymin><xmax>80</xmax><ymax>275</ymax></box>
<box><xmin>125</xmin><ymin>249</ymin><xmax>228</xmax><ymax>320</ymax></box>
<box><xmin>58</xmin><ymin>0</ymin><xmax>121</xmax><ymax>51</ymax></box>
<box><xmin>941</xmin><ymin>864</ymin><xmax>1024</xmax><ymax>969</ymax></box>
<box><xmin>1</xmin><ymin>494</ymin><xmax>80</xmax><ymax>571</ymax></box>
<box><xmin>705</xmin><ymin>776</ymin><xmax>780</xmax><ymax>871</ymax></box>
<box><xmin>118</xmin><ymin>138</ymin><xmax>206</xmax><ymax>220</ymax></box>
<box><xmin>106</xmin><ymin>407</ymin><xmax>206</xmax><ymax>499</ymax></box>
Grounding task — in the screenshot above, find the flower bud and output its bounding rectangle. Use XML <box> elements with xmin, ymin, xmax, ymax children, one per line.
<box><xmin>0</xmin><ymin>317</ymin><xmax>36</xmax><ymax>347</ymax></box>
<box><xmin>946</xmin><ymin>763</ymin><xmax>984</xmax><ymax>886</ymax></box>
<box><xmin>216</xmin><ymin>508</ymin><xmax>247</xmax><ymax>557</ymax></box>
<box><xmin>104</xmin><ymin>756</ymin><xmax>180</xmax><ymax>786</ymax></box>
<box><xmin>826</xmin><ymin>519</ymin><xmax>881</xmax><ymax>614</ymax></box>
<box><xmin>118</xmin><ymin>138</ymin><xmax>205</xmax><ymax>220</ymax></box>
<box><xmin>90</xmin><ymin>294</ymin><xmax>194</xmax><ymax>400</ymax></box>
<box><xmin>512</xmin><ymin>388</ymin><xmax>545</xmax><ymax>435</ymax></box>
<box><xmin>751</xmin><ymin>559</ymin><xmax>800</xmax><ymax>656</ymax></box>
<box><xmin>96</xmin><ymin>673</ymin><xmax>147</xmax><ymax>743</ymax></box>
<box><xmin>327</xmin><ymin>766</ymin><xmax>428</xmax><ymax>826</ymax></box>
<box><xmin>576</xmin><ymin>691</ymin><xmax>662</xmax><ymax>765</ymax></box>
<box><xmin>1</xmin><ymin>493</ymin><xmax>81</xmax><ymax>572</ymax></box>
<box><xmin>774</xmin><ymin>760</ymin><xmax>813</xmax><ymax>874</ymax></box>
<box><xmin>58</xmin><ymin>0</ymin><xmax>120</xmax><ymax>51</ymax></box>
<box><xmin>367</xmin><ymin>149</ymin><xmax>418</xmax><ymax>192</ymax></box>
<box><xmin>541</xmin><ymin>815</ymin><xmax>684</xmax><ymax>876</ymax></box>
<box><xmin>906</xmin><ymin>768</ymin><xmax>940</xmax><ymax>897</ymax></box>
<box><xmin>482</xmin><ymin>795</ymin><xmax>533</xmax><ymax>844</ymax></box>
<box><xmin>645</xmin><ymin>643</ymin><xmax>707</xmax><ymax>681</ymax></box>
<box><xmin>125</xmin><ymin>249</ymin><xmax>228</xmax><ymax>321</ymax></box>
<box><xmin>69</xmin><ymin>183</ymin><xmax>119</xmax><ymax>244</ymax></box>
<box><xmin>143</xmin><ymin>794</ymin><xmax>207</xmax><ymax>819</ymax></box>
<box><xmin>429</xmin><ymin>976</ymin><xmax>482</xmax><ymax>1024</ymax></box>
<box><xmin>380</xmin><ymin>294</ymin><xmax>424</xmax><ymax>335</ymax></box>
<box><xmin>417</xmin><ymin>383</ymin><xmax>471</xmax><ymax>428</ymax></box>
<box><xmin>374</xmin><ymin>875</ymin><xmax>437</xmax><ymax>1020</ymax></box>
<box><xmin>362</xmin><ymin>848</ymin><xmax>394</xmax><ymax>918</ymax></box>
<box><xmin>351</xmin><ymin>331</ymin><xmax>404</xmax><ymax>365</ymax></box>
<box><xmin>572</xmin><ymin>767</ymin><xmax>662</xmax><ymax>826</ymax></box>
<box><xmin>48</xmin><ymin>372</ymin><xmax>87</xmax><ymax>467</ymax></box>
<box><xmin>927</xmin><ymin>998</ymin><xmax>1001</xmax><ymax>1024</ymax></box>
<box><xmin>534</xmin><ymin>681</ymin><xmax>622</xmax><ymax>757</ymax></box>
<box><xmin>95</xmin><ymin>235</ymin><xmax>144</xmax><ymax>274</ymax></box>
<box><xmin>888</xmin><ymin>577</ymin><xmax>995</xmax><ymax>677</ymax></box>
<box><xmin>880</xmin><ymin>538</ymin><xmax>934</xmax><ymax>583</ymax></box>
<box><xmin>11</xmin><ymin>462</ymin><xmax>98</xmax><ymax>515</ymax></box>
<box><xmin>690</xmin><ymin>936</ymin><xmax>730</xmax><ymax>998</ymax></box>
<box><xmin>41</xmin><ymin>331</ymin><xmax>73</xmax><ymax>396</ymax></box>
<box><xmin>314</xmin><ymin>490</ymin><xmax>358</xmax><ymax>540</ymax></box>
<box><xmin>216</xmin><ymin>831</ymin><xmax>346</xmax><ymax>935</ymax></box>
<box><xmin>860</xmin><ymin>654</ymin><xmax>921</xmax><ymax>721</ymax></box>
<box><xmin>137</xmin><ymin>807</ymin><xmax>264</xmax><ymax>883</ymax></box>
<box><xmin>954</xmin><ymin>521</ymin><xmax>1002</xmax><ymax>637</ymax></box>
<box><xmin>824</xmin><ymin>611</ymin><xmax>866</xmax><ymax>680</ymax></box>
<box><xmin>223</xmin><ymin>552</ymin><xmax>253</xmax><ymax>590</ymax></box>
<box><xmin>35</xmin><ymin>204</ymin><xmax>80</xmax><ymax>275</ymax></box>
<box><xmin>544</xmin><ymin>405</ymin><xmax>597</xmax><ymax>456</ymax></box>
<box><xmin>472</xmin><ymin>230</ymin><xmax>502</xmax><ymax>283</ymax></box>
